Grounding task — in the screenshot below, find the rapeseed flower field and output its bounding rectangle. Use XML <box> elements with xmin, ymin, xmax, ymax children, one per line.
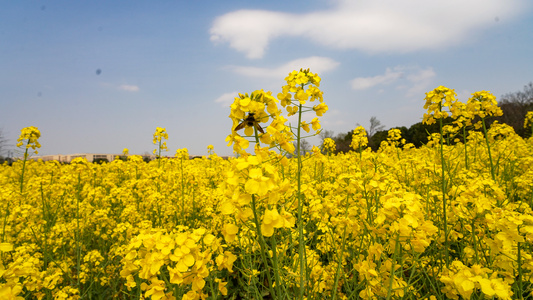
<box><xmin>1</xmin><ymin>69</ymin><xmax>532</xmax><ymax>299</ymax></box>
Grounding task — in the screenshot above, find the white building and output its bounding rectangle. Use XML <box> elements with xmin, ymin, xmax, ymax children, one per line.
<box><xmin>30</xmin><ymin>153</ymin><xmax>121</xmax><ymax>163</ymax></box>
<box><xmin>25</xmin><ymin>153</ymin><xmax>231</xmax><ymax>163</ymax></box>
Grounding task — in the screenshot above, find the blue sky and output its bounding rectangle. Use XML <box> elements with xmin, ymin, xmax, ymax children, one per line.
<box><xmin>1</xmin><ymin>0</ymin><xmax>532</xmax><ymax>157</ymax></box>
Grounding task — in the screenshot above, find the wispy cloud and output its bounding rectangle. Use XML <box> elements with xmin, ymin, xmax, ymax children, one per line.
<box><xmin>210</xmin><ymin>0</ymin><xmax>528</xmax><ymax>58</ymax></box>
<box><xmin>351</xmin><ymin>66</ymin><xmax>436</xmax><ymax>96</ymax></box>
<box><xmin>403</xmin><ymin>67</ymin><xmax>436</xmax><ymax>96</ymax></box>
<box><xmin>351</xmin><ymin>68</ymin><xmax>403</xmax><ymax>90</ymax></box>
<box><xmin>118</xmin><ymin>85</ymin><xmax>140</xmax><ymax>92</ymax></box>
<box><xmin>214</xmin><ymin>91</ymin><xmax>239</xmax><ymax>106</ymax></box>
<box><xmin>228</xmin><ymin>56</ymin><xmax>339</xmax><ymax>78</ymax></box>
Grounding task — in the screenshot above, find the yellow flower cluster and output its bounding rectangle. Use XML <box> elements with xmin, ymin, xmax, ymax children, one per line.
<box><xmin>277</xmin><ymin>69</ymin><xmax>323</xmax><ymax>106</ymax></box>
<box><xmin>387</xmin><ymin>128</ymin><xmax>405</xmax><ymax>146</ymax></box>
<box><xmin>1</xmin><ymin>124</ymin><xmax>532</xmax><ymax>298</ymax></box>
<box><xmin>440</xmin><ymin>261</ymin><xmax>513</xmax><ymax>299</ymax></box>
<box><xmin>153</xmin><ymin>127</ymin><xmax>169</xmax><ymax>155</ymax></box>
<box><xmin>153</xmin><ymin>127</ymin><xmax>169</xmax><ymax>144</ymax></box>
<box><xmin>467</xmin><ymin>90</ymin><xmax>503</xmax><ymax>119</ymax></box>
<box><xmin>323</xmin><ymin>137</ymin><xmax>336</xmax><ymax>154</ymax></box>
<box><xmin>226</xmin><ymin>89</ymin><xmax>294</xmax><ymax>155</ymax></box>
<box><xmin>16</xmin><ymin>126</ymin><xmax>41</xmax><ymax>154</ymax></box>
<box><xmin>350</xmin><ymin>126</ymin><xmax>368</xmax><ymax>151</ymax></box>
<box><xmin>278</xmin><ymin>69</ymin><xmax>327</xmax><ymax>122</ymax></box>
<box><xmin>120</xmin><ymin>228</ymin><xmax>228</xmax><ymax>300</ymax></box>
<box><xmin>227</xmin><ymin>69</ymin><xmax>327</xmax><ymax>158</ymax></box>
<box><xmin>175</xmin><ymin>148</ymin><xmax>189</xmax><ymax>160</ymax></box>
<box><xmin>423</xmin><ymin>87</ymin><xmax>504</xmax><ymax>131</ymax></box>
<box><xmin>423</xmin><ymin>86</ymin><xmax>459</xmax><ymax>125</ymax></box>
<box><xmin>467</xmin><ymin>91</ymin><xmax>503</xmax><ymax>129</ymax></box>
<box><xmin>525</xmin><ymin>111</ymin><xmax>533</xmax><ymax>129</ymax></box>
<box><xmin>2</xmin><ymin>79</ymin><xmax>533</xmax><ymax>299</ymax></box>
<box><xmin>219</xmin><ymin>148</ymin><xmax>295</xmax><ymax>238</ymax></box>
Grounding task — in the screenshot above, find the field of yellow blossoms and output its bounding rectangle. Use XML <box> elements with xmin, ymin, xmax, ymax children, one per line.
<box><xmin>1</xmin><ymin>70</ymin><xmax>533</xmax><ymax>299</ymax></box>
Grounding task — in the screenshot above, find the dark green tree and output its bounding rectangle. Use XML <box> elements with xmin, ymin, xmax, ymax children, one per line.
<box><xmin>496</xmin><ymin>82</ymin><xmax>533</xmax><ymax>138</ymax></box>
<box><xmin>0</xmin><ymin>128</ymin><xmax>8</xmax><ymax>163</ymax></box>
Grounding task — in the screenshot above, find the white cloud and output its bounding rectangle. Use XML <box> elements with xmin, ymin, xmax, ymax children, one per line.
<box><xmin>351</xmin><ymin>68</ymin><xmax>403</xmax><ymax>90</ymax></box>
<box><xmin>118</xmin><ymin>85</ymin><xmax>140</xmax><ymax>92</ymax></box>
<box><xmin>404</xmin><ymin>67</ymin><xmax>436</xmax><ymax>96</ymax></box>
<box><xmin>214</xmin><ymin>91</ymin><xmax>239</xmax><ymax>106</ymax></box>
<box><xmin>210</xmin><ymin>0</ymin><xmax>528</xmax><ymax>58</ymax></box>
<box><xmin>351</xmin><ymin>66</ymin><xmax>436</xmax><ymax>96</ymax></box>
<box><xmin>229</xmin><ymin>56</ymin><xmax>339</xmax><ymax>78</ymax></box>
<box><xmin>457</xmin><ymin>89</ymin><xmax>473</xmax><ymax>102</ymax></box>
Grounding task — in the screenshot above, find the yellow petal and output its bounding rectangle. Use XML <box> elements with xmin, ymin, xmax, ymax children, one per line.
<box><xmin>0</xmin><ymin>243</ymin><xmax>13</xmax><ymax>252</ymax></box>
<box><xmin>176</xmin><ymin>261</ymin><xmax>188</xmax><ymax>272</ymax></box>
<box><xmin>183</xmin><ymin>254</ymin><xmax>195</xmax><ymax>267</ymax></box>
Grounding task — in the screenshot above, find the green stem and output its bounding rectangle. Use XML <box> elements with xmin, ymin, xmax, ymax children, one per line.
<box><xmin>180</xmin><ymin>158</ymin><xmax>185</xmax><ymax>224</ymax></box>
<box><xmin>76</xmin><ymin>172</ymin><xmax>82</xmax><ymax>288</ymax></box>
<box><xmin>157</xmin><ymin>140</ymin><xmax>162</xmax><ymax>168</ymax></box>
<box><xmin>386</xmin><ymin>233</ymin><xmax>401</xmax><ymax>300</ymax></box>
<box><xmin>471</xmin><ymin>218</ymin><xmax>479</xmax><ymax>264</ymax></box>
<box><xmin>296</xmin><ymin>101</ymin><xmax>307</xmax><ymax>299</ymax></box>
<box><xmin>250</xmin><ymin>195</ymin><xmax>276</xmax><ymax>299</ymax></box>
<box><xmin>439</xmin><ymin>117</ymin><xmax>449</xmax><ymax>267</ymax></box>
<box><xmin>463</xmin><ymin>126</ymin><xmax>468</xmax><ymax>169</ymax></box>
<box><xmin>41</xmin><ymin>182</ymin><xmax>49</xmax><ymax>269</ymax></box>
<box><xmin>253</xmin><ymin>126</ymin><xmax>261</xmax><ymax>145</ymax></box>
<box><xmin>269</xmin><ymin>235</ymin><xmax>284</xmax><ymax>299</ymax></box>
<box><xmin>332</xmin><ymin>194</ymin><xmax>351</xmax><ymax>300</ymax></box>
<box><xmin>19</xmin><ymin>146</ymin><xmax>29</xmax><ymax>195</ymax></box>
<box><xmin>481</xmin><ymin>117</ymin><xmax>495</xmax><ymax>181</ymax></box>
<box><xmin>248</xmin><ymin>128</ymin><xmax>277</xmax><ymax>298</ymax></box>
<box><xmin>517</xmin><ymin>240</ymin><xmax>523</xmax><ymax>299</ymax></box>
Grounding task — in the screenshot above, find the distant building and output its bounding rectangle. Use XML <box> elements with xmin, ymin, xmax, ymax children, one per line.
<box><xmin>29</xmin><ymin>153</ymin><xmax>121</xmax><ymax>163</ymax></box>
<box><xmin>23</xmin><ymin>153</ymin><xmax>232</xmax><ymax>163</ymax></box>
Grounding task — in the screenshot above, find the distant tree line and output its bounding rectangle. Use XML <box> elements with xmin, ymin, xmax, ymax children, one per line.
<box><xmin>323</xmin><ymin>82</ymin><xmax>533</xmax><ymax>154</ymax></box>
<box><xmin>0</xmin><ymin>128</ymin><xmax>11</xmax><ymax>164</ymax></box>
<box><xmin>494</xmin><ymin>82</ymin><xmax>533</xmax><ymax>137</ymax></box>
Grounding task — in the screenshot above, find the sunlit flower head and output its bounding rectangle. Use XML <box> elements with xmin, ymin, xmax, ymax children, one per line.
<box><xmin>175</xmin><ymin>148</ymin><xmax>189</xmax><ymax>159</ymax></box>
<box><xmin>350</xmin><ymin>126</ymin><xmax>368</xmax><ymax>150</ymax></box>
<box><xmin>323</xmin><ymin>137</ymin><xmax>336</xmax><ymax>154</ymax></box>
<box><xmin>153</xmin><ymin>127</ymin><xmax>168</xmax><ymax>144</ymax></box>
<box><xmin>525</xmin><ymin>111</ymin><xmax>533</xmax><ymax>129</ymax></box>
<box><xmin>153</xmin><ymin>127</ymin><xmax>168</xmax><ymax>156</ymax></box>
<box><xmin>277</xmin><ymin>69</ymin><xmax>322</xmax><ymax>106</ymax></box>
<box><xmin>466</xmin><ymin>91</ymin><xmax>502</xmax><ymax>119</ymax></box>
<box><xmin>422</xmin><ymin>86</ymin><xmax>458</xmax><ymax>125</ymax></box>
<box><xmin>313</xmin><ymin>102</ymin><xmax>328</xmax><ymax>117</ymax></box>
<box><xmin>17</xmin><ymin>126</ymin><xmax>41</xmax><ymax>154</ymax></box>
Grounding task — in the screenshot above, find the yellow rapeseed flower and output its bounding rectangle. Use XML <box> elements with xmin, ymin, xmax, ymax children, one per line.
<box><xmin>16</xmin><ymin>126</ymin><xmax>41</xmax><ymax>154</ymax></box>
<box><xmin>423</xmin><ymin>86</ymin><xmax>458</xmax><ymax>125</ymax></box>
<box><xmin>351</xmin><ymin>126</ymin><xmax>368</xmax><ymax>150</ymax></box>
<box><xmin>466</xmin><ymin>91</ymin><xmax>502</xmax><ymax>118</ymax></box>
<box><xmin>524</xmin><ymin>111</ymin><xmax>533</xmax><ymax>128</ymax></box>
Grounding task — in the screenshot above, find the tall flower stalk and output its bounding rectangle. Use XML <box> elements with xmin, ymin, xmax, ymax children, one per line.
<box><xmin>176</xmin><ymin>148</ymin><xmax>189</xmax><ymax>225</ymax></box>
<box><xmin>277</xmin><ymin>69</ymin><xmax>325</xmax><ymax>298</ymax></box>
<box><xmin>153</xmin><ymin>127</ymin><xmax>168</xmax><ymax>168</ymax></box>
<box><xmin>466</xmin><ymin>91</ymin><xmax>503</xmax><ymax>181</ymax></box>
<box><xmin>225</xmin><ymin>69</ymin><xmax>326</xmax><ymax>298</ymax></box>
<box><xmin>451</xmin><ymin>101</ymin><xmax>472</xmax><ymax>169</ymax></box>
<box><xmin>351</xmin><ymin>126</ymin><xmax>368</xmax><ymax>161</ymax></box>
<box><xmin>226</xmin><ymin>89</ymin><xmax>289</xmax><ymax>298</ymax></box>
<box><xmin>423</xmin><ymin>86</ymin><xmax>459</xmax><ymax>267</ymax></box>
<box><xmin>16</xmin><ymin>126</ymin><xmax>41</xmax><ymax>194</ymax></box>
